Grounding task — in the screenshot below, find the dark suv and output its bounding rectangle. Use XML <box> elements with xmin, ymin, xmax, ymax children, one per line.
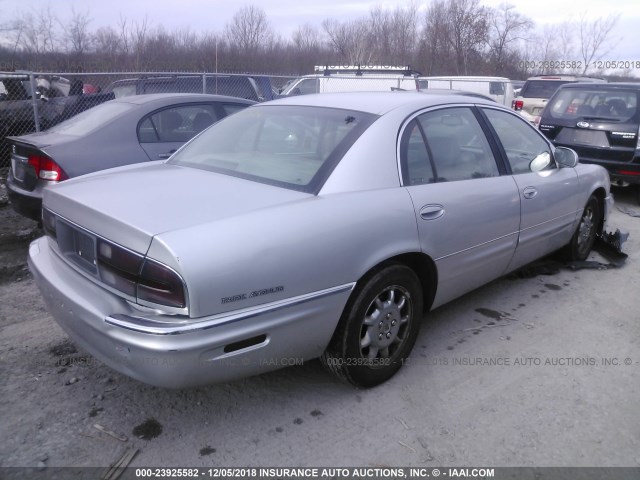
<box><xmin>104</xmin><ymin>75</ymin><xmax>274</xmax><ymax>102</ymax></box>
<box><xmin>538</xmin><ymin>82</ymin><xmax>640</xmax><ymax>201</ymax></box>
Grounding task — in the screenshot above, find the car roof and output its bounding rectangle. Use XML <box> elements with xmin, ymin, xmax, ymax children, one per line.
<box><xmin>418</xmin><ymin>76</ymin><xmax>511</xmax><ymax>81</ymax></box>
<box><xmin>556</xmin><ymin>82</ymin><xmax>640</xmax><ymax>90</ymax></box>
<box><xmin>261</xmin><ymin>91</ymin><xmax>497</xmax><ymax>115</ymax></box>
<box><xmin>526</xmin><ymin>75</ymin><xmax>605</xmax><ymax>82</ymax></box>
<box><xmin>112</xmin><ymin>93</ymin><xmax>256</xmax><ymax>106</ymax></box>
<box><xmin>418</xmin><ymin>89</ymin><xmax>496</xmax><ymax>102</ymax></box>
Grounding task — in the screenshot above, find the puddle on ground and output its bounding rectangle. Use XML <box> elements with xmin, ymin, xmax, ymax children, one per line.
<box><xmin>132</xmin><ymin>418</ymin><xmax>163</xmax><ymax>440</ymax></box>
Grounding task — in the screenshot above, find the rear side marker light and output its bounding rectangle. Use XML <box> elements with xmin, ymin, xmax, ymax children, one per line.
<box><xmin>512</xmin><ymin>100</ymin><xmax>523</xmax><ymax>111</ymax></box>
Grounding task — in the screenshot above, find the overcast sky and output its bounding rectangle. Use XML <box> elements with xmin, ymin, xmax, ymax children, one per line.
<box><xmin>1</xmin><ymin>0</ymin><xmax>639</xmax><ymax>65</ymax></box>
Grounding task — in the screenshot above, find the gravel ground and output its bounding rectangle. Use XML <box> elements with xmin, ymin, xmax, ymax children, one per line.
<box><xmin>0</xmin><ymin>183</ymin><xmax>639</xmax><ymax>471</ymax></box>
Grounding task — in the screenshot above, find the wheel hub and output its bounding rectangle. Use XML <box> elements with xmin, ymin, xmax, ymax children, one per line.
<box><xmin>371</xmin><ymin>301</ymin><xmax>402</xmax><ymax>348</ymax></box>
<box><xmin>578</xmin><ymin>209</ymin><xmax>594</xmax><ymax>249</ymax></box>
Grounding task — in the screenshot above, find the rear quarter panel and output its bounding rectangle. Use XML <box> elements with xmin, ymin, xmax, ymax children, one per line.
<box><xmin>149</xmin><ymin>188</ymin><xmax>421</xmax><ymax>318</ymax></box>
<box><xmin>47</xmin><ymin>110</ymin><xmax>149</xmax><ymax>177</ymax></box>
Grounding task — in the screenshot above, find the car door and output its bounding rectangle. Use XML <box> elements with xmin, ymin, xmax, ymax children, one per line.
<box><xmin>400</xmin><ymin>106</ymin><xmax>521</xmax><ymax>308</ymax></box>
<box><xmin>479</xmin><ymin>107</ymin><xmax>582</xmax><ymax>271</ymax></box>
<box><xmin>138</xmin><ymin>103</ymin><xmax>232</xmax><ymax>161</ymax></box>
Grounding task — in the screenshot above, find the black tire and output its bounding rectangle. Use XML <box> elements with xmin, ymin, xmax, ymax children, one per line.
<box><xmin>565</xmin><ymin>195</ymin><xmax>600</xmax><ymax>261</ymax></box>
<box><xmin>321</xmin><ymin>264</ymin><xmax>423</xmax><ymax>388</ymax></box>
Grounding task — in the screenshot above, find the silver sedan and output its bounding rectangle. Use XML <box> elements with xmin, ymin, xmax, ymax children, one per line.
<box><xmin>29</xmin><ymin>92</ymin><xmax>613</xmax><ymax>388</ymax></box>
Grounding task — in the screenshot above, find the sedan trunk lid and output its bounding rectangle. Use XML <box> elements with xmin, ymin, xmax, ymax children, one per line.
<box><xmin>43</xmin><ymin>162</ymin><xmax>311</xmax><ymax>255</ymax></box>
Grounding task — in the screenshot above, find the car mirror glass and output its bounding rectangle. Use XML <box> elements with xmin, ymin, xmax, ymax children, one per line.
<box><xmin>530</xmin><ymin>152</ymin><xmax>551</xmax><ymax>172</ymax></box>
<box><xmin>554</xmin><ymin>147</ymin><xmax>579</xmax><ymax>168</ymax></box>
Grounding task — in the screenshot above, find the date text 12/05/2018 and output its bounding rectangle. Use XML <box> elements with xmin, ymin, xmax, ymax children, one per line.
<box><xmin>519</xmin><ymin>60</ymin><xmax>640</xmax><ymax>70</ymax></box>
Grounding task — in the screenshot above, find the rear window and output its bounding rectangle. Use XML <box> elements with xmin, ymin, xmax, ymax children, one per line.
<box><xmin>111</xmin><ymin>83</ymin><xmax>137</xmax><ymax>98</ymax></box>
<box><xmin>520</xmin><ymin>80</ymin><xmax>570</xmax><ymax>99</ymax></box>
<box><xmin>547</xmin><ymin>88</ymin><xmax>638</xmax><ymax>123</ymax></box>
<box><xmin>45</xmin><ymin>101</ymin><xmax>134</xmax><ymax>136</ymax></box>
<box><xmin>169</xmin><ymin>105</ymin><xmax>376</xmax><ymax>193</ymax></box>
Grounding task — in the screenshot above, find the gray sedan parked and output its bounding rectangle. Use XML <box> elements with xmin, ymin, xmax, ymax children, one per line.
<box><xmin>6</xmin><ymin>93</ymin><xmax>255</xmax><ymax>220</ymax></box>
<box><xmin>29</xmin><ymin>92</ymin><xmax>612</xmax><ymax>389</ymax></box>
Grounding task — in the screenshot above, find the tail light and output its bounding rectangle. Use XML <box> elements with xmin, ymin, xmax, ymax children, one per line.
<box><xmin>512</xmin><ymin>100</ymin><xmax>523</xmax><ymax>111</ymax></box>
<box><xmin>97</xmin><ymin>239</ymin><xmax>143</xmax><ymax>298</ymax></box>
<box><xmin>138</xmin><ymin>259</ymin><xmax>187</xmax><ymax>309</ymax></box>
<box><xmin>44</xmin><ymin>210</ymin><xmax>188</xmax><ymax>311</ymax></box>
<box><xmin>96</xmin><ymin>238</ymin><xmax>187</xmax><ymax>310</ymax></box>
<box><xmin>42</xmin><ymin>208</ymin><xmax>57</xmax><ymax>238</ymax></box>
<box><xmin>28</xmin><ymin>155</ymin><xmax>68</xmax><ymax>181</ymax></box>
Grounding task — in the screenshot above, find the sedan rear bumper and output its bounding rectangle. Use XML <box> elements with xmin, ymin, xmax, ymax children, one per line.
<box><xmin>6</xmin><ymin>173</ymin><xmax>43</xmax><ymax>221</ymax></box>
<box><xmin>29</xmin><ymin>237</ymin><xmax>351</xmax><ymax>388</ymax></box>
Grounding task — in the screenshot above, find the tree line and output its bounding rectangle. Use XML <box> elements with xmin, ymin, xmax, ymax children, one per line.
<box><xmin>0</xmin><ymin>1</ymin><xmax>627</xmax><ymax>80</ymax></box>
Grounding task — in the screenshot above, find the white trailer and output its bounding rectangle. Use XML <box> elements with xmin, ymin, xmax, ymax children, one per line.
<box><xmin>417</xmin><ymin>76</ymin><xmax>515</xmax><ymax>106</ymax></box>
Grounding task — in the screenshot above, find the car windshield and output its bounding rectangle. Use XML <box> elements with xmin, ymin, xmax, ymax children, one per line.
<box><xmin>520</xmin><ymin>80</ymin><xmax>569</xmax><ymax>99</ymax></box>
<box><xmin>547</xmin><ymin>88</ymin><xmax>638</xmax><ymax>122</ymax></box>
<box><xmin>45</xmin><ymin>101</ymin><xmax>134</xmax><ymax>136</ymax></box>
<box><xmin>169</xmin><ymin>105</ymin><xmax>377</xmax><ymax>193</ymax></box>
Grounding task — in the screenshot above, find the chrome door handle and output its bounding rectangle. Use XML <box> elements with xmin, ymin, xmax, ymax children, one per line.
<box><xmin>523</xmin><ymin>187</ymin><xmax>538</xmax><ymax>199</ymax></box>
<box><xmin>420</xmin><ymin>204</ymin><xmax>445</xmax><ymax>220</ymax></box>
<box><xmin>158</xmin><ymin>150</ymin><xmax>177</xmax><ymax>159</ymax></box>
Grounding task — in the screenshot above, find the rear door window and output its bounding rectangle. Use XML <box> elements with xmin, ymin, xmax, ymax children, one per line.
<box><xmin>399</xmin><ymin>120</ymin><xmax>435</xmax><ymax>186</ymax></box>
<box><xmin>138</xmin><ymin>104</ymin><xmax>223</xmax><ymax>143</ymax></box>
<box><xmin>414</xmin><ymin>107</ymin><xmax>499</xmax><ymax>182</ymax></box>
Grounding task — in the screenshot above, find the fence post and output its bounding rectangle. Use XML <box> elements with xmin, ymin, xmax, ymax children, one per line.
<box><xmin>202</xmin><ymin>73</ymin><xmax>206</xmax><ymax>94</ymax></box>
<box><xmin>28</xmin><ymin>73</ymin><xmax>41</xmax><ymax>132</ymax></box>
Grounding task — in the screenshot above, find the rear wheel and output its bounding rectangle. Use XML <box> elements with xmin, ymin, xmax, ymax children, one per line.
<box><xmin>565</xmin><ymin>195</ymin><xmax>600</xmax><ymax>261</ymax></box>
<box><xmin>321</xmin><ymin>264</ymin><xmax>423</xmax><ymax>388</ymax></box>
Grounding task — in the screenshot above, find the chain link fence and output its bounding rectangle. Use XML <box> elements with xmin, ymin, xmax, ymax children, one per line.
<box><xmin>0</xmin><ymin>71</ymin><xmax>297</xmax><ymax>168</ymax></box>
<box><xmin>1</xmin><ymin>68</ymin><xmax>444</xmax><ymax>168</ymax></box>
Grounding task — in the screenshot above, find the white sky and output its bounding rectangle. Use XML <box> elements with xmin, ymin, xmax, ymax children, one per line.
<box><xmin>1</xmin><ymin>0</ymin><xmax>639</xmax><ymax>66</ymax></box>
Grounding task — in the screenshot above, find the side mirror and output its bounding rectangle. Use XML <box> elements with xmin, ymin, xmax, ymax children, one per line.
<box><xmin>554</xmin><ymin>147</ymin><xmax>579</xmax><ymax>168</ymax></box>
<box><xmin>529</xmin><ymin>152</ymin><xmax>551</xmax><ymax>172</ymax></box>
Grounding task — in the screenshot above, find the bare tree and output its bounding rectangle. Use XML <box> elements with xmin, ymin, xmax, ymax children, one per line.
<box><xmin>422</xmin><ymin>0</ymin><xmax>452</xmax><ymax>74</ymax></box>
<box><xmin>94</xmin><ymin>26</ymin><xmax>122</xmax><ymax>55</ymax></box>
<box><xmin>578</xmin><ymin>13</ymin><xmax>620</xmax><ymax>74</ymax></box>
<box><xmin>446</xmin><ymin>0</ymin><xmax>489</xmax><ymax>74</ymax></box>
<box><xmin>488</xmin><ymin>3</ymin><xmax>533</xmax><ymax>75</ymax></box>
<box><xmin>14</xmin><ymin>6</ymin><xmax>58</xmax><ymax>56</ymax></box>
<box><xmin>322</xmin><ymin>18</ymin><xmax>373</xmax><ymax>65</ymax></box>
<box><xmin>224</xmin><ymin>5</ymin><xmax>273</xmax><ymax>54</ymax></box>
<box><xmin>391</xmin><ymin>2</ymin><xmax>419</xmax><ymax>64</ymax></box>
<box><xmin>368</xmin><ymin>7</ymin><xmax>393</xmax><ymax>62</ymax></box>
<box><xmin>62</xmin><ymin>7</ymin><xmax>93</xmax><ymax>57</ymax></box>
<box><xmin>292</xmin><ymin>23</ymin><xmax>322</xmax><ymax>52</ymax></box>
<box><xmin>367</xmin><ymin>3</ymin><xmax>418</xmax><ymax>65</ymax></box>
<box><xmin>128</xmin><ymin>16</ymin><xmax>150</xmax><ymax>70</ymax></box>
